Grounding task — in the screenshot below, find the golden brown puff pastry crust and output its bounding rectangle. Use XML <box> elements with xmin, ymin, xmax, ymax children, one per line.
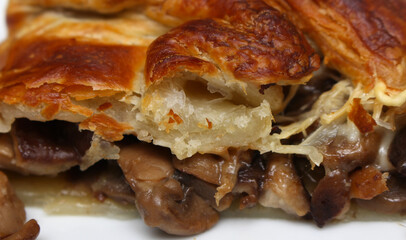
<box><xmin>265</xmin><ymin>0</ymin><xmax>406</xmax><ymax>91</ymax></box>
<box><xmin>1</xmin><ymin>1</ymin><xmax>319</xmax><ymax>104</ymax></box>
<box><xmin>0</xmin><ymin>1</ymin><xmax>168</xmax><ymax>139</ymax></box>
<box><xmin>146</xmin><ymin>0</ymin><xmax>320</xmax><ymax>87</ymax></box>
<box><xmin>0</xmin><ymin>38</ymin><xmax>144</xmax><ymax>92</ymax></box>
<box><xmin>0</xmin><ymin>36</ymin><xmax>147</xmax><ymax>123</ymax></box>
<box><xmin>0</xmin><ymin>0</ymin><xmax>319</xmax><ymax>157</ymax></box>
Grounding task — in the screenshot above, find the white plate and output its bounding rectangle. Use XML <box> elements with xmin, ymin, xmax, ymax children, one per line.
<box><xmin>23</xmin><ymin>206</ymin><xmax>406</xmax><ymax>240</ymax></box>
<box><xmin>1</xmin><ymin>1</ymin><xmax>406</xmax><ymax>240</ymax></box>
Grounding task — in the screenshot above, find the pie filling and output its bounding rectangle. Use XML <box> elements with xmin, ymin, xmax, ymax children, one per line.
<box><xmin>1</xmin><ymin>71</ymin><xmax>405</xmax><ymax>235</ymax></box>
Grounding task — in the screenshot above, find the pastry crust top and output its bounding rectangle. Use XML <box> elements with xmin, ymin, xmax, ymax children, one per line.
<box><xmin>0</xmin><ymin>0</ymin><xmax>319</xmax><ymax>147</ymax></box>
<box><xmin>0</xmin><ymin>38</ymin><xmax>145</xmax><ymax>92</ymax></box>
<box><xmin>146</xmin><ymin>0</ymin><xmax>320</xmax><ymax>87</ymax></box>
<box><xmin>1</xmin><ymin>0</ymin><xmax>319</xmax><ymax>119</ymax></box>
<box><xmin>266</xmin><ymin>0</ymin><xmax>406</xmax><ymax>90</ymax></box>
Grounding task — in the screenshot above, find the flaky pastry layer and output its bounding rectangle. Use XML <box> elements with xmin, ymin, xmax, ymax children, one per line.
<box><xmin>0</xmin><ymin>0</ymin><xmax>319</xmax><ymax>159</ymax></box>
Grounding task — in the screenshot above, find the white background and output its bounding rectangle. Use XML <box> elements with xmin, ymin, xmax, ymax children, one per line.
<box><xmin>0</xmin><ymin>1</ymin><xmax>405</xmax><ymax>239</ymax></box>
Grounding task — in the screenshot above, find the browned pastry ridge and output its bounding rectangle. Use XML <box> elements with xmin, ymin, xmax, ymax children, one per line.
<box><xmin>145</xmin><ymin>0</ymin><xmax>319</xmax><ymax>86</ymax></box>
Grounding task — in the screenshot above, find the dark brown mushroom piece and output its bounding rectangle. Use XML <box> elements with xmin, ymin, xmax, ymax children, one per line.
<box><xmin>6</xmin><ymin>118</ymin><xmax>93</xmax><ymax>175</ymax></box>
<box><xmin>173</xmin><ymin>149</ymin><xmax>254</xmax><ymax>206</ymax></box>
<box><xmin>388</xmin><ymin>126</ymin><xmax>406</xmax><ymax>176</ymax></box>
<box><xmin>259</xmin><ymin>154</ymin><xmax>310</xmax><ymax>217</ymax></box>
<box><xmin>214</xmin><ymin>149</ymin><xmax>254</xmax><ymax>206</ymax></box>
<box><xmin>67</xmin><ymin>160</ymin><xmax>135</xmax><ymax>204</ymax></box>
<box><xmin>172</xmin><ymin>153</ymin><xmax>222</xmax><ymax>185</ymax></box>
<box><xmin>310</xmin><ymin>170</ymin><xmax>350</xmax><ymax>227</ymax></box>
<box><xmin>284</xmin><ymin>69</ymin><xmax>338</xmax><ymax>116</ymax></box>
<box><xmin>0</xmin><ymin>171</ymin><xmax>26</xmax><ymax>238</ymax></box>
<box><xmin>309</xmin><ymin>128</ymin><xmax>383</xmax><ymax>226</ymax></box>
<box><xmin>174</xmin><ymin>171</ymin><xmax>233</xmax><ymax>212</ymax></box>
<box><xmin>356</xmin><ymin>173</ymin><xmax>406</xmax><ymax>214</ymax></box>
<box><xmin>3</xmin><ymin>219</ymin><xmax>40</xmax><ymax>240</ymax></box>
<box><xmin>233</xmin><ymin>154</ymin><xmax>266</xmax><ymax>209</ymax></box>
<box><xmin>118</xmin><ymin>142</ymin><xmax>219</xmax><ymax>236</ymax></box>
<box><xmin>293</xmin><ymin>156</ymin><xmax>325</xmax><ymax>195</ymax></box>
<box><xmin>320</xmin><ymin>132</ymin><xmax>381</xmax><ymax>172</ymax></box>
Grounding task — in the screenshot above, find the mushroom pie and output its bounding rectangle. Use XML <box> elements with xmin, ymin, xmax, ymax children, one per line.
<box><xmin>0</xmin><ymin>0</ymin><xmax>405</xmax><ymax>237</ymax></box>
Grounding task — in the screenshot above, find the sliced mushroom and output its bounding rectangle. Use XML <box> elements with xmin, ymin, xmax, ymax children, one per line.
<box><xmin>309</xmin><ymin>128</ymin><xmax>382</xmax><ymax>226</ymax></box>
<box><xmin>0</xmin><ymin>171</ymin><xmax>26</xmax><ymax>238</ymax></box>
<box><xmin>293</xmin><ymin>156</ymin><xmax>325</xmax><ymax>195</ymax></box>
<box><xmin>67</xmin><ymin>161</ymin><xmax>135</xmax><ymax>204</ymax></box>
<box><xmin>310</xmin><ymin>170</ymin><xmax>350</xmax><ymax>227</ymax></box>
<box><xmin>284</xmin><ymin>68</ymin><xmax>338</xmax><ymax>116</ymax></box>
<box><xmin>233</xmin><ymin>154</ymin><xmax>266</xmax><ymax>209</ymax></box>
<box><xmin>172</xmin><ymin>153</ymin><xmax>222</xmax><ymax>185</ymax></box>
<box><xmin>3</xmin><ymin>219</ymin><xmax>40</xmax><ymax>240</ymax></box>
<box><xmin>320</xmin><ymin>132</ymin><xmax>381</xmax><ymax>172</ymax></box>
<box><xmin>4</xmin><ymin>119</ymin><xmax>93</xmax><ymax>175</ymax></box>
<box><xmin>389</xmin><ymin>126</ymin><xmax>406</xmax><ymax>176</ymax></box>
<box><xmin>259</xmin><ymin>154</ymin><xmax>310</xmax><ymax>217</ymax></box>
<box><xmin>174</xmin><ymin>171</ymin><xmax>233</xmax><ymax>212</ymax></box>
<box><xmin>215</xmin><ymin>149</ymin><xmax>254</xmax><ymax>205</ymax></box>
<box><xmin>173</xmin><ymin>149</ymin><xmax>253</xmax><ymax>205</ymax></box>
<box><xmin>118</xmin><ymin>142</ymin><xmax>219</xmax><ymax>236</ymax></box>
